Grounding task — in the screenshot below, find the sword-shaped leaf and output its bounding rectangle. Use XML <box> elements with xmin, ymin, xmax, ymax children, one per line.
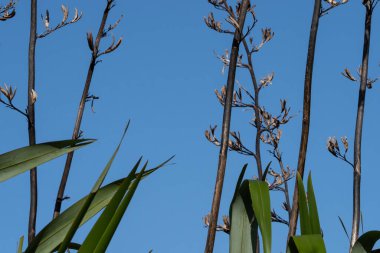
<box><xmin>0</xmin><ymin>139</ymin><xmax>94</xmax><ymax>182</ymax></box>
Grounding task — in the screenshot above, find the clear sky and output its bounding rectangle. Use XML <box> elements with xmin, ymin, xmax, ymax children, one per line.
<box><xmin>0</xmin><ymin>0</ymin><xmax>379</xmax><ymax>252</ymax></box>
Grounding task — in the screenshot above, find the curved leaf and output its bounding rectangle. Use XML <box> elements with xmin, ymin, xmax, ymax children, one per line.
<box><xmin>307</xmin><ymin>172</ymin><xmax>321</xmax><ymax>235</ymax></box>
<box><xmin>297</xmin><ymin>172</ymin><xmax>311</xmax><ymax>235</ymax></box>
<box><xmin>79</xmin><ymin>159</ymin><xmax>143</xmax><ymax>252</ymax></box>
<box><xmin>24</xmin><ymin>179</ymin><xmax>123</xmax><ymax>253</ymax></box>
<box><xmin>58</xmin><ymin>124</ymin><xmax>131</xmax><ymax>253</ymax></box>
<box><xmin>25</xmin><ymin>159</ymin><xmax>172</xmax><ymax>253</ymax></box>
<box><xmin>288</xmin><ymin>235</ymin><xmax>326</xmax><ymax>253</ymax></box>
<box><xmin>229</xmin><ymin>164</ymin><xmax>248</xmax><ymax>222</ymax></box>
<box><xmin>229</xmin><ymin>193</ymin><xmax>257</xmax><ymax>253</ymax></box>
<box><xmin>249</xmin><ymin>180</ymin><xmax>271</xmax><ymax>253</ymax></box>
<box><xmin>352</xmin><ymin>230</ymin><xmax>380</xmax><ymax>253</ymax></box>
<box><xmin>93</xmin><ymin>163</ymin><xmax>147</xmax><ymax>253</ymax></box>
<box><xmin>0</xmin><ymin>139</ymin><xmax>94</xmax><ymax>182</ymax></box>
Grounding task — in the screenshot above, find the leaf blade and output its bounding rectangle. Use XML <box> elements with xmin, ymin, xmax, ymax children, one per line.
<box><xmin>288</xmin><ymin>235</ymin><xmax>326</xmax><ymax>253</ymax></box>
<box><xmin>0</xmin><ymin>139</ymin><xmax>94</xmax><ymax>182</ymax></box>
<box><xmin>297</xmin><ymin>172</ymin><xmax>311</xmax><ymax>235</ymax></box>
<box><xmin>307</xmin><ymin>172</ymin><xmax>321</xmax><ymax>235</ymax></box>
<box><xmin>249</xmin><ymin>180</ymin><xmax>272</xmax><ymax>253</ymax></box>
<box><xmin>93</xmin><ymin>162</ymin><xmax>148</xmax><ymax>253</ymax></box>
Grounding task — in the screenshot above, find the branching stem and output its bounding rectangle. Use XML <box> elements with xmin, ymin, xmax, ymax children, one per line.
<box><xmin>350</xmin><ymin>3</ymin><xmax>373</xmax><ymax>250</ymax></box>
<box><xmin>204</xmin><ymin>1</ymin><xmax>250</xmax><ymax>252</ymax></box>
<box><xmin>53</xmin><ymin>0</ymin><xmax>115</xmax><ymax>218</ymax></box>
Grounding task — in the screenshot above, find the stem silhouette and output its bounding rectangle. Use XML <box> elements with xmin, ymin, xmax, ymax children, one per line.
<box><xmin>27</xmin><ymin>0</ymin><xmax>37</xmax><ymax>243</ymax></box>
<box><xmin>350</xmin><ymin>1</ymin><xmax>373</xmax><ymax>250</ymax></box>
<box><xmin>287</xmin><ymin>0</ymin><xmax>321</xmax><ymax>243</ymax></box>
<box><xmin>204</xmin><ymin>1</ymin><xmax>250</xmax><ymax>252</ymax></box>
<box><xmin>53</xmin><ymin>0</ymin><xmax>117</xmax><ymax>218</ymax></box>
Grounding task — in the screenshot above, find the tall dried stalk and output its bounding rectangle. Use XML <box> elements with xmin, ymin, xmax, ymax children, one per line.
<box><xmin>224</xmin><ymin>0</ymin><xmax>263</xmax><ymax>179</ymax></box>
<box><xmin>350</xmin><ymin>1</ymin><xmax>375</xmax><ymax>249</ymax></box>
<box><xmin>27</xmin><ymin>0</ymin><xmax>37</xmax><ymax>243</ymax></box>
<box><xmin>287</xmin><ymin>0</ymin><xmax>321</xmax><ymax>242</ymax></box>
<box><xmin>241</xmin><ymin>40</ymin><xmax>263</xmax><ymax>179</ymax></box>
<box><xmin>54</xmin><ymin>0</ymin><xmax>122</xmax><ymax>218</ymax></box>
<box><xmin>25</xmin><ymin>1</ymin><xmax>82</xmax><ymax>241</ymax></box>
<box><xmin>204</xmin><ymin>1</ymin><xmax>250</xmax><ymax>252</ymax></box>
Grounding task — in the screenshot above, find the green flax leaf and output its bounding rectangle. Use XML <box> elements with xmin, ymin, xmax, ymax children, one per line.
<box><xmin>249</xmin><ymin>180</ymin><xmax>272</xmax><ymax>253</ymax></box>
<box><xmin>307</xmin><ymin>172</ymin><xmax>321</xmax><ymax>235</ymax></box>
<box><xmin>0</xmin><ymin>139</ymin><xmax>94</xmax><ymax>182</ymax></box>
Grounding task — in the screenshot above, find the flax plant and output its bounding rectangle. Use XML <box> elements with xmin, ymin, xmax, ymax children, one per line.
<box><xmin>287</xmin><ymin>0</ymin><xmax>348</xmax><ymax>243</ymax></box>
<box><xmin>327</xmin><ymin>0</ymin><xmax>379</xmax><ymax>251</ymax></box>
<box><xmin>204</xmin><ymin>0</ymin><xmax>296</xmax><ymax>251</ymax></box>
<box><xmin>203</xmin><ymin>0</ymin><xmax>251</xmax><ymax>252</ymax></box>
<box><xmin>54</xmin><ymin>0</ymin><xmax>123</xmax><ymax>219</ymax></box>
<box><xmin>1</xmin><ymin>0</ymin><xmax>82</xmax><ymax>242</ymax></box>
<box><xmin>26</xmin><ymin>1</ymin><xmax>81</xmax><ymax>241</ymax></box>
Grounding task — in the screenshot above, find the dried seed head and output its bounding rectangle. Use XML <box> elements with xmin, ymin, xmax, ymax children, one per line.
<box><xmin>203</xmin><ymin>213</ymin><xmax>211</xmax><ymax>227</ymax></box>
<box><xmin>260</xmin><ymin>72</ymin><xmax>274</xmax><ymax>88</ymax></box>
<box><xmin>262</xmin><ymin>28</ymin><xmax>274</xmax><ymax>43</ymax></box>
<box><xmin>30</xmin><ymin>89</ymin><xmax>38</xmax><ymax>105</ymax></box>
<box><xmin>0</xmin><ymin>83</ymin><xmax>17</xmax><ymax>101</ymax></box>
<box><xmin>326</xmin><ymin>0</ymin><xmax>339</xmax><ymax>6</ymax></box>
<box><xmin>43</xmin><ymin>10</ymin><xmax>50</xmax><ymax>29</ymax></box>
<box><xmin>72</xmin><ymin>8</ymin><xmax>80</xmax><ymax>23</ymax></box>
<box><xmin>226</xmin><ymin>16</ymin><xmax>240</xmax><ymax>30</ymax></box>
<box><xmin>341</xmin><ymin>136</ymin><xmax>348</xmax><ymax>152</ymax></box>
<box><xmin>327</xmin><ymin>136</ymin><xmax>339</xmax><ymax>156</ymax></box>
<box><xmin>342</xmin><ymin>68</ymin><xmax>357</xmax><ymax>81</ymax></box>
<box><xmin>367</xmin><ymin>78</ymin><xmax>378</xmax><ymax>89</ymax></box>
<box><xmin>61</xmin><ymin>5</ymin><xmax>69</xmax><ymax>23</ymax></box>
<box><xmin>222</xmin><ymin>215</ymin><xmax>230</xmax><ymax>228</ymax></box>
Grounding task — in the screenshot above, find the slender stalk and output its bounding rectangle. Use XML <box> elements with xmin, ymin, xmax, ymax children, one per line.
<box><xmin>350</xmin><ymin>3</ymin><xmax>372</xmax><ymax>250</ymax></box>
<box><xmin>27</xmin><ymin>0</ymin><xmax>38</xmax><ymax>243</ymax></box>
<box><xmin>204</xmin><ymin>1</ymin><xmax>250</xmax><ymax>252</ymax></box>
<box><xmin>287</xmin><ymin>0</ymin><xmax>321</xmax><ymax>242</ymax></box>
<box><xmin>223</xmin><ymin>0</ymin><xmax>263</xmax><ymax>179</ymax></box>
<box><xmin>275</xmin><ymin>149</ymin><xmax>291</xmax><ymax>220</ymax></box>
<box><xmin>242</xmin><ymin>40</ymin><xmax>263</xmax><ymax>179</ymax></box>
<box><xmin>53</xmin><ymin>0</ymin><xmax>114</xmax><ymax>218</ymax></box>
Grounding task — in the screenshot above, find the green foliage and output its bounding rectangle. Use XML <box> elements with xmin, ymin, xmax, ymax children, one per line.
<box><xmin>57</xmin><ymin>123</ymin><xmax>130</xmax><ymax>253</ymax></box>
<box><xmin>17</xmin><ymin>236</ymin><xmax>24</xmax><ymax>253</ymax></box>
<box><xmin>0</xmin><ymin>139</ymin><xmax>94</xmax><ymax>182</ymax></box>
<box><xmin>287</xmin><ymin>235</ymin><xmax>326</xmax><ymax>253</ymax></box>
<box><xmin>230</xmin><ymin>164</ymin><xmax>256</xmax><ymax>253</ymax></box>
<box><xmin>352</xmin><ymin>231</ymin><xmax>380</xmax><ymax>253</ymax></box>
<box><xmin>0</xmin><ymin>123</ymin><xmax>173</xmax><ymax>253</ymax></box>
<box><xmin>229</xmin><ymin>165</ymin><xmax>272</xmax><ymax>253</ymax></box>
<box><xmin>249</xmin><ymin>180</ymin><xmax>272</xmax><ymax>253</ymax></box>
<box><xmin>287</xmin><ymin>172</ymin><xmax>325</xmax><ymax>253</ymax></box>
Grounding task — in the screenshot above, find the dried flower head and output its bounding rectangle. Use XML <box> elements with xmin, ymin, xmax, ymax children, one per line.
<box><xmin>341</xmin><ymin>136</ymin><xmax>348</xmax><ymax>152</ymax></box>
<box><xmin>325</xmin><ymin>0</ymin><xmax>339</xmax><ymax>6</ymax></box>
<box><xmin>38</xmin><ymin>6</ymin><xmax>82</xmax><ymax>39</ymax></box>
<box><xmin>327</xmin><ymin>136</ymin><xmax>339</xmax><ymax>156</ymax></box>
<box><xmin>260</xmin><ymin>72</ymin><xmax>274</xmax><ymax>88</ymax></box>
<box><xmin>0</xmin><ymin>83</ymin><xmax>17</xmax><ymax>101</ymax></box>
<box><xmin>262</xmin><ymin>28</ymin><xmax>274</xmax><ymax>43</ymax></box>
<box><xmin>0</xmin><ymin>1</ymin><xmax>16</xmax><ymax>21</ymax></box>
<box><xmin>367</xmin><ymin>78</ymin><xmax>378</xmax><ymax>89</ymax></box>
<box><xmin>30</xmin><ymin>89</ymin><xmax>38</xmax><ymax>105</ymax></box>
<box><xmin>342</xmin><ymin>68</ymin><xmax>357</xmax><ymax>81</ymax></box>
<box><xmin>205</xmin><ymin>125</ymin><xmax>221</xmax><ymax>146</ymax></box>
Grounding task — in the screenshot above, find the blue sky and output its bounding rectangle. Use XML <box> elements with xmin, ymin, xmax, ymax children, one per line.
<box><xmin>0</xmin><ymin>0</ymin><xmax>379</xmax><ymax>252</ymax></box>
